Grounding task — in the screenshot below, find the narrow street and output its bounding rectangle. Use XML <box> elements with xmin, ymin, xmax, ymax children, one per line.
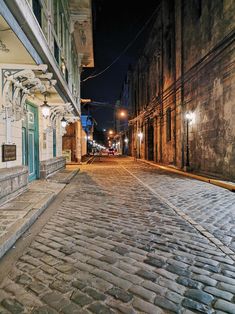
<box><xmin>0</xmin><ymin>157</ymin><xmax>235</xmax><ymax>314</ymax></box>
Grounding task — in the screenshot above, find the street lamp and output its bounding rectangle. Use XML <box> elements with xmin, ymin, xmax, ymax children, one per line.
<box><xmin>119</xmin><ymin>110</ymin><xmax>127</xmax><ymax>118</ymax></box>
<box><xmin>137</xmin><ymin>132</ymin><xmax>143</xmax><ymax>140</ymax></box>
<box><xmin>41</xmin><ymin>94</ymin><xmax>50</xmax><ymax>118</ymax></box>
<box><xmin>185</xmin><ymin>112</ymin><xmax>194</xmax><ymax>168</ymax></box>
<box><xmin>61</xmin><ymin>117</ymin><xmax>67</xmax><ymax>128</ymax></box>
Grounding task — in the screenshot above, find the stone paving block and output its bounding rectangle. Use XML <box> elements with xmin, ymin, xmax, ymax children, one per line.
<box><xmin>217</xmin><ymin>282</ymin><xmax>235</xmax><ymax>294</ymax></box>
<box><xmin>87</xmin><ymin>302</ymin><xmax>115</xmax><ymax>314</ymax></box>
<box><xmin>1</xmin><ymin>298</ymin><xmax>24</xmax><ymax>314</ymax></box>
<box><xmin>177</xmin><ymin>276</ymin><xmax>204</xmax><ymax>289</ymax></box>
<box><xmin>41</xmin><ymin>292</ymin><xmax>70</xmax><ymax>311</ymax></box>
<box><xmin>128</xmin><ymin>285</ymin><xmax>155</xmax><ymax>302</ymax></box>
<box><xmin>132</xmin><ymin>297</ymin><xmax>165</xmax><ymax>314</ymax></box>
<box><xmin>192</xmin><ymin>275</ymin><xmax>217</xmax><ymax>286</ymax></box>
<box><xmin>154</xmin><ymin>295</ymin><xmax>180</xmax><ymax>313</ymax></box>
<box><xmin>28</xmin><ymin>282</ymin><xmax>49</xmax><ymax>296</ymax></box>
<box><xmin>211</xmin><ymin>274</ymin><xmax>235</xmax><ymax>285</ymax></box>
<box><xmin>204</xmin><ymin>286</ymin><xmax>233</xmax><ymax>301</ymax></box>
<box><xmin>158</xmin><ymin>277</ymin><xmax>186</xmax><ymax>295</ymax></box>
<box><xmin>182</xmin><ymin>298</ymin><xmax>214</xmax><ymax>314</ymax></box>
<box><xmin>83</xmin><ymin>287</ymin><xmax>106</xmax><ymax>301</ymax></box>
<box><xmin>61</xmin><ymin>302</ymin><xmax>82</xmax><ymax>314</ymax></box>
<box><xmin>214</xmin><ymin>299</ymin><xmax>235</xmax><ymax>314</ymax></box>
<box><xmin>31</xmin><ymin>305</ymin><xmax>58</xmax><ymax>314</ymax></box>
<box><xmin>184</xmin><ymin>289</ymin><xmax>214</xmax><ymax>305</ymax></box>
<box><xmin>49</xmin><ymin>280</ymin><xmax>72</xmax><ymax>294</ymax></box>
<box><xmin>107</xmin><ymin>299</ymin><xmax>137</xmax><ymax>314</ymax></box>
<box><xmin>135</xmin><ymin>269</ymin><xmax>158</xmax><ymax>281</ymax></box>
<box><xmin>70</xmin><ymin>290</ymin><xmax>93</xmax><ymax>307</ymax></box>
<box><xmin>165</xmin><ymin>290</ymin><xmax>184</xmax><ymax>304</ymax></box>
<box><xmin>107</xmin><ymin>287</ymin><xmax>133</xmax><ymax>303</ymax></box>
<box><xmin>54</xmin><ymin>263</ymin><xmax>76</xmax><ymax>274</ymax></box>
<box><xmin>90</xmin><ymin>268</ymin><xmax>132</xmax><ymax>290</ymax></box>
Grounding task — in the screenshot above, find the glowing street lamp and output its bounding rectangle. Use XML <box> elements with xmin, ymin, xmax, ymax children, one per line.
<box><xmin>41</xmin><ymin>94</ymin><xmax>50</xmax><ymax>118</ymax></box>
<box><xmin>61</xmin><ymin>117</ymin><xmax>67</xmax><ymax>128</ymax></box>
<box><xmin>137</xmin><ymin>132</ymin><xmax>143</xmax><ymax>140</ymax></box>
<box><xmin>119</xmin><ymin>110</ymin><xmax>126</xmax><ymax>118</ymax></box>
<box><xmin>109</xmin><ymin>130</ymin><xmax>114</xmax><ymax>135</ymax></box>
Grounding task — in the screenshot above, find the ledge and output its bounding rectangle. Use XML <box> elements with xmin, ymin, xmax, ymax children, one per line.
<box><xmin>40</xmin><ymin>157</ymin><xmax>66</xmax><ymax>179</ymax></box>
<box><xmin>0</xmin><ymin>166</ymin><xmax>28</xmax><ymax>205</ymax></box>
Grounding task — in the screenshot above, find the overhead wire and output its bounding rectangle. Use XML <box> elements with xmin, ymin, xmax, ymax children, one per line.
<box><xmin>81</xmin><ymin>4</ymin><xmax>160</xmax><ymax>83</ymax></box>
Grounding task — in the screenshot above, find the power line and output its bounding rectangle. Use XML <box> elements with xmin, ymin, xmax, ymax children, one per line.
<box><xmin>82</xmin><ymin>4</ymin><xmax>160</xmax><ymax>83</ymax></box>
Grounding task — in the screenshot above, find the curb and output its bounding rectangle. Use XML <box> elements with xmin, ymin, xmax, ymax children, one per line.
<box><xmin>138</xmin><ymin>159</ymin><xmax>235</xmax><ymax>192</ymax></box>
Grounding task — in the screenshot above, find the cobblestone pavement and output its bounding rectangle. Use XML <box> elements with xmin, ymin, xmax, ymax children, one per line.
<box><xmin>0</xmin><ymin>157</ymin><xmax>235</xmax><ymax>313</ymax></box>
<box><xmin>121</xmin><ymin>159</ymin><xmax>235</xmax><ymax>252</ymax></box>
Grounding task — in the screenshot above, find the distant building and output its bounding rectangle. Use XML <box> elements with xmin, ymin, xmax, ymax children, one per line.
<box><xmin>115</xmin><ymin>70</ymin><xmax>131</xmax><ymax>155</ymax></box>
<box><xmin>0</xmin><ymin>0</ymin><xmax>93</xmax><ymax>203</ymax></box>
<box><xmin>125</xmin><ymin>0</ymin><xmax>235</xmax><ymax>180</ymax></box>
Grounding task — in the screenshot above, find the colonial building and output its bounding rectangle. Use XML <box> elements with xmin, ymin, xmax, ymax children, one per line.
<box><xmin>0</xmin><ymin>0</ymin><xmax>93</xmax><ymax>203</ymax></box>
<box><xmin>114</xmin><ymin>70</ymin><xmax>131</xmax><ymax>155</ymax></box>
<box><xmin>127</xmin><ymin>0</ymin><xmax>235</xmax><ymax>180</ymax></box>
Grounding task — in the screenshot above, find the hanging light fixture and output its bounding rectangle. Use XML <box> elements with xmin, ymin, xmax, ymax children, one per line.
<box><xmin>61</xmin><ymin>117</ymin><xmax>67</xmax><ymax>128</ymax></box>
<box><xmin>41</xmin><ymin>93</ymin><xmax>50</xmax><ymax>118</ymax></box>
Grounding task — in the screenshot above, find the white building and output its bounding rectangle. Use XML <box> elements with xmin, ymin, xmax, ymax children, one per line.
<box><xmin>0</xmin><ymin>0</ymin><xmax>94</xmax><ymax>203</ymax></box>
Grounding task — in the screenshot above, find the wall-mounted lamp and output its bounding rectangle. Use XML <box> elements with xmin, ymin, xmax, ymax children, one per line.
<box><xmin>137</xmin><ymin>132</ymin><xmax>143</xmax><ymax>140</ymax></box>
<box><xmin>124</xmin><ymin>137</ymin><xmax>129</xmax><ymax>143</ymax></box>
<box><xmin>41</xmin><ymin>94</ymin><xmax>50</xmax><ymax>118</ymax></box>
<box><xmin>61</xmin><ymin>117</ymin><xmax>67</xmax><ymax>128</ymax></box>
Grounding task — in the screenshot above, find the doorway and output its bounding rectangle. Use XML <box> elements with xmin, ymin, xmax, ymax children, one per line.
<box><xmin>147</xmin><ymin>120</ymin><xmax>154</xmax><ymax>161</ymax></box>
<box><xmin>22</xmin><ymin>102</ymin><xmax>39</xmax><ymax>182</ymax></box>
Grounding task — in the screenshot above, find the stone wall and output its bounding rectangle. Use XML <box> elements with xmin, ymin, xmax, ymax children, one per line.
<box><xmin>0</xmin><ymin>166</ymin><xmax>28</xmax><ymax>205</ymax></box>
<box><xmin>127</xmin><ymin>0</ymin><xmax>235</xmax><ymax>180</ymax></box>
<box><xmin>40</xmin><ymin>156</ymin><xmax>66</xmax><ymax>179</ymax></box>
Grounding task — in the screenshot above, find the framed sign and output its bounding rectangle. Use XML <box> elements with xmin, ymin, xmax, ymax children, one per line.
<box><xmin>2</xmin><ymin>144</ymin><xmax>16</xmax><ymax>162</ymax></box>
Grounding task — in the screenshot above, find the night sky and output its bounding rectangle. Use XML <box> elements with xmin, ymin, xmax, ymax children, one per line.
<box><xmin>81</xmin><ymin>0</ymin><xmax>159</xmax><ymax>130</ymax></box>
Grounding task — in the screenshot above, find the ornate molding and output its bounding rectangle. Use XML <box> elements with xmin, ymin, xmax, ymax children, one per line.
<box><xmin>1</xmin><ymin>65</ymin><xmax>56</xmax><ymax>121</ymax></box>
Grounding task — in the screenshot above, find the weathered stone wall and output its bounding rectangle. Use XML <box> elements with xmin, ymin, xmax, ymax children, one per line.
<box><xmin>182</xmin><ymin>0</ymin><xmax>235</xmax><ymax>178</ymax></box>
<box><xmin>127</xmin><ymin>0</ymin><xmax>235</xmax><ymax>180</ymax></box>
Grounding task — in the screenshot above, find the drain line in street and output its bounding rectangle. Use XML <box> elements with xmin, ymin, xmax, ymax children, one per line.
<box><xmin>120</xmin><ymin>165</ymin><xmax>235</xmax><ymax>262</ymax></box>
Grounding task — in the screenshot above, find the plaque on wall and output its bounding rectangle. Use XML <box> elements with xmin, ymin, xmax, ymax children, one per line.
<box><xmin>2</xmin><ymin>144</ymin><xmax>16</xmax><ymax>162</ymax></box>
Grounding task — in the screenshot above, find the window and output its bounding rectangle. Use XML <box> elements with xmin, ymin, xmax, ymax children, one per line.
<box><xmin>53</xmin><ymin>0</ymin><xmax>58</xmax><ymax>34</ymax></box>
<box><xmin>166</xmin><ymin>108</ymin><xmax>171</xmax><ymax>142</ymax></box>
<box><xmin>166</xmin><ymin>38</ymin><xmax>172</xmax><ymax>73</ymax></box>
<box><xmin>193</xmin><ymin>0</ymin><xmax>202</xmax><ymax>20</ymax></box>
<box><xmin>54</xmin><ymin>39</ymin><xmax>59</xmax><ymax>63</ymax></box>
<box><xmin>32</xmin><ymin>0</ymin><xmax>42</xmax><ymax>26</ymax></box>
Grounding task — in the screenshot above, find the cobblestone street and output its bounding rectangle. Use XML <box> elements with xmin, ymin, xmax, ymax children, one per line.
<box><xmin>0</xmin><ymin>157</ymin><xmax>235</xmax><ymax>313</ymax></box>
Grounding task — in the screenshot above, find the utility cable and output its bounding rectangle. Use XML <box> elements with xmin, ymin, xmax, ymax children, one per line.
<box><xmin>82</xmin><ymin>4</ymin><xmax>160</xmax><ymax>83</ymax></box>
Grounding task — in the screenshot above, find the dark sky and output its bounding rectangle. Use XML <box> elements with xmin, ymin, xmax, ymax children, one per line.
<box><xmin>81</xmin><ymin>0</ymin><xmax>159</xmax><ymax>130</ymax></box>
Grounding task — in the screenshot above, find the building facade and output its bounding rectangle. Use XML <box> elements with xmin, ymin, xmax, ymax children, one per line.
<box><xmin>127</xmin><ymin>0</ymin><xmax>235</xmax><ymax>180</ymax></box>
<box><xmin>114</xmin><ymin>70</ymin><xmax>131</xmax><ymax>155</ymax></box>
<box><xmin>0</xmin><ymin>0</ymin><xmax>93</xmax><ymax>203</ymax></box>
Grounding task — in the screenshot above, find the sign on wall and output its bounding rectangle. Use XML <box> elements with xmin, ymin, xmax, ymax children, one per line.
<box><xmin>2</xmin><ymin>144</ymin><xmax>16</xmax><ymax>162</ymax></box>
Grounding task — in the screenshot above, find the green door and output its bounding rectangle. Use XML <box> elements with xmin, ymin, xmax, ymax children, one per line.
<box><xmin>22</xmin><ymin>102</ymin><xmax>39</xmax><ymax>182</ymax></box>
<box><xmin>53</xmin><ymin>128</ymin><xmax>56</xmax><ymax>157</ymax></box>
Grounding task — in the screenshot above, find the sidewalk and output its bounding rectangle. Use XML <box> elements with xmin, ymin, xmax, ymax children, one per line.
<box><xmin>138</xmin><ymin>159</ymin><xmax>235</xmax><ymax>192</ymax></box>
<box><xmin>0</xmin><ymin>167</ymin><xmax>79</xmax><ymax>259</ymax></box>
